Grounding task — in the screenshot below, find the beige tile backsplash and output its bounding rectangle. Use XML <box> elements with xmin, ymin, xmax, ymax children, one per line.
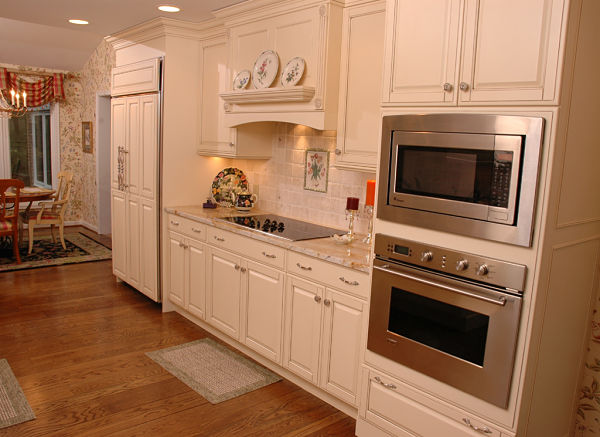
<box><xmin>232</xmin><ymin>123</ymin><xmax>375</xmax><ymax>233</ymax></box>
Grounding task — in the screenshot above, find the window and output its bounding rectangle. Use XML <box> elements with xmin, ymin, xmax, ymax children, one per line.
<box><xmin>0</xmin><ymin>103</ymin><xmax>59</xmax><ymax>188</ymax></box>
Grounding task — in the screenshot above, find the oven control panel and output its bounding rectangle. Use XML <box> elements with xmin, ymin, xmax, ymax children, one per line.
<box><xmin>374</xmin><ymin>233</ymin><xmax>526</xmax><ymax>292</ymax></box>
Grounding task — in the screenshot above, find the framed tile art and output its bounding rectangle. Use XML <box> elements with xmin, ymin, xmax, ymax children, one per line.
<box><xmin>303</xmin><ymin>149</ymin><xmax>329</xmax><ymax>193</ymax></box>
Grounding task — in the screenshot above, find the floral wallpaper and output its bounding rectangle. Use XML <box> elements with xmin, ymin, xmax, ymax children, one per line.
<box><xmin>576</xmin><ymin>288</ymin><xmax>600</xmax><ymax>436</ymax></box>
<box><xmin>76</xmin><ymin>39</ymin><xmax>115</xmax><ymax>227</ymax></box>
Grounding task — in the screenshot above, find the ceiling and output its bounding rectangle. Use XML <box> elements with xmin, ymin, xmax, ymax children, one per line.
<box><xmin>0</xmin><ymin>0</ymin><xmax>247</xmax><ymax>72</ymax></box>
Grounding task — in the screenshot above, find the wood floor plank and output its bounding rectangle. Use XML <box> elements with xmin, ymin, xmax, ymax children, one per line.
<box><xmin>0</xmin><ymin>231</ymin><xmax>356</xmax><ymax>436</ymax></box>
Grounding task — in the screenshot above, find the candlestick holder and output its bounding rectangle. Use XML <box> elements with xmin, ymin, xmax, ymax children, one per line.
<box><xmin>362</xmin><ymin>205</ymin><xmax>374</xmax><ymax>244</ymax></box>
<box><xmin>345</xmin><ymin>209</ymin><xmax>359</xmax><ymax>242</ymax></box>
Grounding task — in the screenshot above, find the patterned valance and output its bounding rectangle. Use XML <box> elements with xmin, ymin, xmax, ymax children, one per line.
<box><xmin>0</xmin><ymin>68</ymin><xmax>65</xmax><ymax>107</ymax></box>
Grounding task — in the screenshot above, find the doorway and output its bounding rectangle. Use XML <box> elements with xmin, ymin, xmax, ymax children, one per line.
<box><xmin>96</xmin><ymin>94</ymin><xmax>111</xmax><ymax>235</ymax></box>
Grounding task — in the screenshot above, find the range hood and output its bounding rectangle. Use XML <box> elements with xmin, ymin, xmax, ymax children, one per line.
<box><xmin>214</xmin><ymin>0</ymin><xmax>344</xmax><ymax>131</ymax></box>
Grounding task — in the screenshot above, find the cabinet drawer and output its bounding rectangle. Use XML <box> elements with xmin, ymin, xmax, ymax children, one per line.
<box><xmin>287</xmin><ymin>251</ymin><xmax>369</xmax><ymax>299</ymax></box>
<box><xmin>207</xmin><ymin>227</ymin><xmax>285</xmax><ymax>269</ymax></box>
<box><xmin>167</xmin><ymin>214</ymin><xmax>206</xmax><ymax>241</ymax></box>
<box><xmin>364</xmin><ymin>369</ymin><xmax>501</xmax><ymax>437</ymax></box>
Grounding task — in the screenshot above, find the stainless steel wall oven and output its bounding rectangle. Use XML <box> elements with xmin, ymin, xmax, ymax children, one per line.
<box><xmin>377</xmin><ymin>113</ymin><xmax>544</xmax><ymax>246</ymax></box>
<box><xmin>367</xmin><ymin>234</ymin><xmax>527</xmax><ymax>408</ymax></box>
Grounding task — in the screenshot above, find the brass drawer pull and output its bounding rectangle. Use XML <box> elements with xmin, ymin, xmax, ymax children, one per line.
<box><xmin>296</xmin><ymin>262</ymin><xmax>312</xmax><ymax>271</ymax></box>
<box><xmin>192</xmin><ymin>227</ymin><xmax>202</xmax><ymax>233</ymax></box>
<box><xmin>170</xmin><ymin>220</ymin><xmax>180</xmax><ymax>226</ymax></box>
<box><xmin>214</xmin><ymin>236</ymin><xmax>225</xmax><ymax>242</ymax></box>
<box><xmin>262</xmin><ymin>251</ymin><xmax>276</xmax><ymax>259</ymax></box>
<box><xmin>339</xmin><ymin>276</ymin><xmax>359</xmax><ymax>286</ymax></box>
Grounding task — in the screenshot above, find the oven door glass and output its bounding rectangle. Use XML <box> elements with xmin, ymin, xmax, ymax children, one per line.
<box><xmin>389</xmin><ymin>287</ymin><xmax>489</xmax><ymax>366</ymax></box>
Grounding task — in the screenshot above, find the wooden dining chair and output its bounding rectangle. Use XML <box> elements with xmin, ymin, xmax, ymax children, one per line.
<box><xmin>0</xmin><ymin>179</ymin><xmax>25</xmax><ymax>263</ymax></box>
<box><xmin>24</xmin><ymin>171</ymin><xmax>73</xmax><ymax>254</ymax></box>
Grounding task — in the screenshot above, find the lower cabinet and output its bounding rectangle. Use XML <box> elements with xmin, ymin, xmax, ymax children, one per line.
<box><xmin>167</xmin><ymin>230</ymin><xmax>207</xmax><ymax>319</ymax></box>
<box><xmin>242</xmin><ymin>260</ymin><xmax>285</xmax><ymax>364</ymax></box>
<box><xmin>358</xmin><ymin>367</ymin><xmax>503</xmax><ymax>437</ymax></box>
<box><xmin>206</xmin><ymin>246</ymin><xmax>242</xmax><ymax>339</ymax></box>
<box><xmin>284</xmin><ymin>274</ymin><xmax>366</xmax><ymax>406</ymax></box>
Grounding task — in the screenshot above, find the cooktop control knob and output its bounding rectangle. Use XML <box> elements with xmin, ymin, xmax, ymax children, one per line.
<box><xmin>476</xmin><ymin>264</ymin><xmax>489</xmax><ymax>276</ymax></box>
<box><xmin>420</xmin><ymin>251</ymin><xmax>433</xmax><ymax>262</ymax></box>
<box><xmin>456</xmin><ymin>259</ymin><xmax>469</xmax><ymax>271</ymax></box>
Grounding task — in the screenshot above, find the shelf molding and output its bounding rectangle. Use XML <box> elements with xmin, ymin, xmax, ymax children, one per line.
<box><xmin>220</xmin><ymin>86</ymin><xmax>316</xmax><ymax>105</ymax></box>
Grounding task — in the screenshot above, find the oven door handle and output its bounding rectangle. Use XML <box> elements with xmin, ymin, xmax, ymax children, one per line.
<box><xmin>373</xmin><ymin>264</ymin><xmax>507</xmax><ymax>307</ymax></box>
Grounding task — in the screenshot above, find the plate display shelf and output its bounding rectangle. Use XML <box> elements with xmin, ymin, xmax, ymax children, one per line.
<box><xmin>220</xmin><ymin>85</ymin><xmax>316</xmax><ymax>105</ymax></box>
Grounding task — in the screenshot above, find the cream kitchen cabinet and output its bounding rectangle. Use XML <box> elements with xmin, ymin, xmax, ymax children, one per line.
<box><xmin>284</xmin><ymin>252</ymin><xmax>368</xmax><ymax>406</ymax></box>
<box><xmin>196</xmin><ymin>33</ymin><xmax>273</xmax><ymax>159</ymax></box>
<box><xmin>214</xmin><ymin>0</ymin><xmax>343</xmax><ymax>130</ymax></box>
<box><xmin>335</xmin><ymin>0</ymin><xmax>386</xmax><ymax>172</ymax></box>
<box><xmin>382</xmin><ymin>0</ymin><xmax>565</xmax><ymax>105</ymax></box>
<box><xmin>206</xmin><ymin>227</ymin><xmax>286</xmax><ymax>360</ymax></box>
<box><xmin>166</xmin><ymin>217</ymin><xmax>207</xmax><ymax>320</ymax></box>
<box><xmin>357</xmin><ymin>367</ymin><xmax>503</xmax><ymax>437</ymax></box>
<box><xmin>111</xmin><ymin>93</ymin><xmax>159</xmax><ymax>302</ymax></box>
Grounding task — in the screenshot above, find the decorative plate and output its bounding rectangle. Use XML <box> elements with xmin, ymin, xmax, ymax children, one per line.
<box><xmin>233</xmin><ymin>70</ymin><xmax>251</xmax><ymax>90</ymax></box>
<box><xmin>280</xmin><ymin>57</ymin><xmax>305</xmax><ymax>87</ymax></box>
<box><xmin>252</xmin><ymin>50</ymin><xmax>279</xmax><ymax>89</ymax></box>
<box><xmin>211</xmin><ymin>167</ymin><xmax>249</xmax><ymax>207</ymax></box>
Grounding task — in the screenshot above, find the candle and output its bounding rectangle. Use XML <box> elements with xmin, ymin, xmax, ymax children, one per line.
<box><xmin>23</xmin><ymin>92</ymin><xmax>27</xmax><ymax>107</ymax></box>
<box><xmin>10</xmin><ymin>89</ymin><xmax>15</xmax><ymax>105</ymax></box>
<box><xmin>346</xmin><ymin>196</ymin><xmax>359</xmax><ymax>211</ymax></box>
<box><xmin>365</xmin><ymin>179</ymin><xmax>376</xmax><ymax>206</ymax></box>
<box><xmin>15</xmin><ymin>93</ymin><xmax>20</xmax><ymax>108</ymax></box>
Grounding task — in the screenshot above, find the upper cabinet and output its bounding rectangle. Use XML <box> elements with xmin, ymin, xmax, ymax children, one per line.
<box><xmin>196</xmin><ymin>31</ymin><xmax>273</xmax><ymax>159</ymax></box>
<box><xmin>334</xmin><ymin>0</ymin><xmax>386</xmax><ymax>172</ymax></box>
<box><xmin>382</xmin><ymin>0</ymin><xmax>566</xmax><ymax>106</ymax></box>
<box><xmin>214</xmin><ymin>0</ymin><xmax>344</xmax><ymax>130</ymax></box>
<box><xmin>111</xmin><ymin>59</ymin><xmax>160</xmax><ymax>97</ymax></box>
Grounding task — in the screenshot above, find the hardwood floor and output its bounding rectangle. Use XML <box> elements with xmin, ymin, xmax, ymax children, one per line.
<box><xmin>0</xmin><ymin>232</ymin><xmax>356</xmax><ymax>436</ymax></box>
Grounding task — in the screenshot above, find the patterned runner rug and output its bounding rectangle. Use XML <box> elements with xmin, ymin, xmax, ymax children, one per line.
<box><xmin>0</xmin><ymin>359</ymin><xmax>35</xmax><ymax>429</ymax></box>
<box><xmin>0</xmin><ymin>232</ymin><xmax>111</xmax><ymax>272</ymax></box>
<box><xmin>146</xmin><ymin>338</ymin><xmax>281</xmax><ymax>404</ymax></box>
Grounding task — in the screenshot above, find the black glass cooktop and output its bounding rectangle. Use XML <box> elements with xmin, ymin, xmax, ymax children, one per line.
<box><xmin>222</xmin><ymin>214</ymin><xmax>346</xmax><ymax>241</ymax></box>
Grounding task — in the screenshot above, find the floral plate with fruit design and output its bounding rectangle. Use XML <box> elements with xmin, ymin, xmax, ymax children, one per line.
<box><xmin>211</xmin><ymin>168</ymin><xmax>249</xmax><ymax>207</ymax></box>
<box><xmin>252</xmin><ymin>50</ymin><xmax>279</xmax><ymax>89</ymax></box>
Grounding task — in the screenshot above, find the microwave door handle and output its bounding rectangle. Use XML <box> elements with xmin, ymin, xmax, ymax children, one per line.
<box><xmin>372</xmin><ymin>265</ymin><xmax>507</xmax><ymax>307</ymax></box>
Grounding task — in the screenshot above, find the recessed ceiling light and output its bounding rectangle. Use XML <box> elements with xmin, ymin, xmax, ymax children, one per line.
<box><xmin>68</xmin><ymin>19</ymin><xmax>89</xmax><ymax>25</ymax></box>
<box><xmin>158</xmin><ymin>5</ymin><xmax>180</xmax><ymax>13</ymax></box>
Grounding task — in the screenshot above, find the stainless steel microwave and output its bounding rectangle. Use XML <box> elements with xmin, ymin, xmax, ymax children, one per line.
<box><xmin>377</xmin><ymin>114</ymin><xmax>545</xmax><ymax>247</ymax></box>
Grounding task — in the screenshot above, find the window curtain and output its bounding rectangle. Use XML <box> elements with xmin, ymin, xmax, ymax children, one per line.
<box><xmin>0</xmin><ymin>68</ymin><xmax>65</xmax><ymax>107</ymax></box>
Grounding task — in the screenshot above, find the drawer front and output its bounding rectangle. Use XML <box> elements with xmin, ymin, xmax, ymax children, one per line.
<box><xmin>287</xmin><ymin>251</ymin><xmax>369</xmax><ymax>299</ymax></box>
<box><xmin>167</xmin><ymin>215</ymin><xmax>206</xmax><ymax>241</ymax></box>
<box><xmin>365</xmin><ymin>370</ymin><xmax>501</xmax><ymax>437</ymax></box>
<box><xmin>207</xmin><ymin>227</ymin><xmax>285</xmax><ymax>269</ymax></box>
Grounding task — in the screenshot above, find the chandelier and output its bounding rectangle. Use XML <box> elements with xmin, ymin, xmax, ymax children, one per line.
<box><xmin>0</xmin><ymin>87</ymin><xmax>28</xmax><ymax>118</ymax></box>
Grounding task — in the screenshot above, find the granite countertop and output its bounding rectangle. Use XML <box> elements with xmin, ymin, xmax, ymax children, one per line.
<box><xmin>165</xmin><ymin>205</ymin><xmax>373</xmax><ymax>273</ymax></box>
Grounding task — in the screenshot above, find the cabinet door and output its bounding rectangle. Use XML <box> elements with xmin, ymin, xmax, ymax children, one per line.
<box><xmin>459</xmin><ymin>0</ymin><xmax>563</xmax><ymax>103</ymax></box>
<box><xmin>139</xmin><ymin>198</ymin><xmax>158</xmax><ymax>301</ymax></box>
<box><xmin>242</xmin><ymin>261</ymin><xmax>285</xmax><ymax>364</ymax></box>
<box><xmin>283</xmin><ymin>275</ymin><xmax>324</xmax><ymax>384</ymax></box>
<box><xmin>126</xmin><ymin>195</ymin><xmax>141</xmax><ymax>290</ymax></box>
<box><xmin>382</xmin><ymin>0</ymin><xmax>462</xmax><ymax>104</ymax></box>
<box><xmin>336</xmin><ymin>1</ymin><xmax>386</xmax><ymax>172</ymax></box>
<box><xmin>139</xmin><ymin>94</ymin><xmax>158</xmax><ymax>200</ymax></box>
<box><xmin>110</xmin><ymin>98</ymin><xmax>127</xmax><ymax>189</ymax></box>
<box><xmin>111</xmin><ymin>189</ymin><xmax>127</xmax><ymax>280</ymax></box>
<box><xmin>320</xmin><ymin>288</ymin><xmax>365</xmax><ymax>406</ymax></box>
<box><xmin>198</xmin><ymin>38</ymin><xmax>235</xmax><ymax>156</ymax></box>
<box><xmin>188</xmin><ymin>239</ymin><xmax>207</xmax><ymax>320</ymax></box>
<box><xmin>207</xmin><ymin>247</ymin><xmax>242</xmax><ymax>339</ymax></box>
<box><xmin>168</xmin><ymin>232</ymin><xmax>186</xmax><ymax>308</ymax></box>
<box><xmin>125</xmin><ymin>97</ymin><xmax>140</xmax><ymax>196</ymax></box>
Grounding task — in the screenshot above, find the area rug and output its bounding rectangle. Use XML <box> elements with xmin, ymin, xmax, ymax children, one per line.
<box><xmin>146</xmin><ymin>338</ymin><xmax>281</xmax><ymax>404</ymax></box>
<box><xmin>0</xmin><ymin>232</ymin><xmax>112</xmax><ymax>272</ymax></box>
<box><xmin>0</xmin><ymin>359</ymin><xmax>35</xmax><ymax>429</ymax></box>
